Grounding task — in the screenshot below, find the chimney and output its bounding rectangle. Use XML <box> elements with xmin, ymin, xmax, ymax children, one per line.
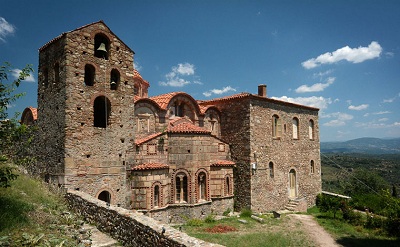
<box><xmin>258</xmin><ymin>84</ymin><xmax>267</xmax><ymax>97</ymax></box>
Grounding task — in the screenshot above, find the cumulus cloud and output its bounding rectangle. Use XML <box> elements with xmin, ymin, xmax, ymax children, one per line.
<box><xmin>271</xmin><ymin>96</ymin><xmax>332</xmax><ymax>109</ymax></box>
<box><xmin>302</xmin><ymin>41</ymin><xmax>382</xmax><ymax>69</ymax></box>
<box><xmin>348</xmin><ymin>104</ymin><xmax>369</xmax><ymax>111</ymax></box>
<box><xmin>295</xmin><ymin>77</ymin><xmax>335</xmax><ymax>93</ymax></box>
<box><xmin>322</xmin><ymin>112</ymin><xmax>354</xmax><ymax>127</ymax></box>
<box><xmin>203</xmin><ymin>86</ymin><xmax>236</xmax><ymax>97</ymax></box>
<box><xmin>0</xmin><ymin>17</ymin><xmax>15</xmax><ymax>42</ymax></box>
<box><xmin>11</xmin><ymin>69</ymin><xmax>35</xmax><ymax>82</ymax></box>
<box><xmin>159</xmin><ymin>63</ymin><xmax>198</xmax><ymax>87</ymax></box>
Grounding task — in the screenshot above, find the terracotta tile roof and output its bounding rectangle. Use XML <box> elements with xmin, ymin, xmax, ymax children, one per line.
<box><xmin>135</xmin><ymin>132</ymin><xmax>164</xmax><ymax>145</ymax></box>
<box><xmin>131</xmin><ymin>163</ymin><xmax>169</xmax><ymax>171</ymax></box>
<box><xmin>211</xmin><ymin>160</ymin><xmax>235</xmax><ymax>167</ymax></box>
<box><xmin>199</xmin><ymin>93</ymin><xmax>251</xmax><ymax>105</ymax></box>
<box><xmin>167</xmin><ymin>119</ymin><xmax>211</xmax><ymax>134</ymax></box>
<box><xmin>148</xmin><ymin>92</ymin><xmax>185</xmax><ymax>110</ymax></box>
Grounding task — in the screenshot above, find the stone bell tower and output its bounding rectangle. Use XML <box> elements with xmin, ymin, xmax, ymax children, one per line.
<box><xmin>37</xmin><ymin>21</ymin><xmax>135</xmax><ymax>206</ymax></box>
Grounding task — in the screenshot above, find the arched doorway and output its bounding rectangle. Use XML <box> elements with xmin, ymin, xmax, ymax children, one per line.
<box><xmin>98</xmin><ymin>190</ymin><xmax>111</xmax><ymax>203</ymax></box>
<box><xmin>289</xmin><ymin>169</ymin><xmax>297</xmax><ymax>198</ymax></box>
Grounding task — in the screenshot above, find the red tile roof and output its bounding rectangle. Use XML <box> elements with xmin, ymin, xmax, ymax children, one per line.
<box><xmin>133</xmin><ymin>69</ymin><xmax>149</xmax><ymax>86</ymax></box>
<box><xmin>211</xmin><ymin>160</ymin><xmax>235</xmax><ymax>167</ymax></box>
<box><xmin>167</xmin><ymin>119</ymin><xmax>210</xmax><ymax>134</ymax></box>
<box><xmin>135</xmin><ymin>132</ymin><xmax>164</xmax><ymax>145</ymax></box>
<box><xmin>148</xmin><ymin>92</ymin><xmax>185</xmax><ymax>110</ymax></box>
<box><xmin>131</xmin><ymin>163</ymin><xmax>169</xmax><ymax>170</ymax></box>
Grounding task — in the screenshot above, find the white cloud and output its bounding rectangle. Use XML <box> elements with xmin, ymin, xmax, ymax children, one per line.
<box><xmin>378</xmin><ymin>118</ymin><xmax>389</xmax><ymax>122</ymax></box>
<box><xmin>313</xmin><ymin>69</ymin><xmax>334</xmax><ymax>79</ymax></box>
<box><xmin>159</xmin><ymin>63</ymin><xmax>198</xmax><ymax>87</ymax></box>
<box><xmin>272</xmin><ymin>96</ymin><xmax>332</xmax><ymax>109</ymax></box>
<box><xmin>372</xmin><ymin>111</ymin><xmax>391</xmax><ymax>115</ymax></box>
<box><xmin>0</xmin><ymin>17</ymin><xmax>15</xmax><ymax>42</ymax></box>
<box><xmin>295</xmin><ymin>77</ymin><xmax>335</xmax><ymax>93</ymax></box>
<box><xmin>382</xmin><ymin>93</ymin><xmax>399</xmax><ymax>103</ymax></box>
<box><xmin>322</xmin><ymin>112</ymin><xmax>354</xmax><ymax>127</ymax></box>
<box><xmin>203</xmin><ymin>86</ymin><xmax>236</xmax><ymax>97</ymax></box>
<box><xmin>302</xmin><ymin>41</ymin><xmax>382</xmax><ymax>69</ymax></box>
<box><xmin>348</xmin><ymin>104</ymin><xmax>369</xmax><ymax>111</ymax></box>
<box><xmin>133</xmin><ymin>61</ymin><xmax>142</xmax><ymax>71</ymax></box>
<box><xmin>11</xmin><ymin>69</ymin><xmax>35</xmax><ymax>82</ymax></box>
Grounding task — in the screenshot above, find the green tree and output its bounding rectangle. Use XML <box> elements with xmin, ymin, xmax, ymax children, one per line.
<box><xmin>0</xmin><ymin>62</ymin><xmax>34</xmax><ymax>188</ymax></box>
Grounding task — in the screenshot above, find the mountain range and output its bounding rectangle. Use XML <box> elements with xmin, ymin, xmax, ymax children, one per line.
<box><xmin>321</xmin><ymin>137</ymin><xmax>400</xmax><ymax>154</ymax></box>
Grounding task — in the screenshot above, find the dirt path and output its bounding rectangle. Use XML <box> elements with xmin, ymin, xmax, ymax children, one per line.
<box><xmin>288</xmin><ymin>214</ymin><xmax>341</xmax><ymax>247</ymax></box>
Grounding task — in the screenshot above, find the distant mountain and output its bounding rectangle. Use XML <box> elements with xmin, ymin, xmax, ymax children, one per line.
<box><xmin>321</xmin><ymin>137</ymin><xmax>400</xmax><ymax>154</ymax></box>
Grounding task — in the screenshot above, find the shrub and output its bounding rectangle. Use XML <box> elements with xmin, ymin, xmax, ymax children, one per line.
<box><xmin>365</xmin><ymin>214</ymin><xmax>386</xmax><ymax>229</ymax></box>
<box><xmin>204</xmin><ymin>214</ymin><xmax>216</xmax><ymax>223</ymax></box>
<box><xmin>222</xmin><ymin>208</ymin><xmax>231</xmax><ymax>216</ymax></box>
<box><xmin>186</xmin><ymin>218</ymin><xmax>203</xmax><ymax>227</ymax></box>
<box><xmin>240</xmin><ymin>208</ymin><xmax>252</xmax><ymax>218</ymax></box>
<box><xmin>385</xmin><ymin>217</ymin><xmax>400</xmax><ymax>237</ymax></box>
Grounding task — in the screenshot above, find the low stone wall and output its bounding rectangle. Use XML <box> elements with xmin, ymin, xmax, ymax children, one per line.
<box><xmin>65</xmin><ymin>190</ymin><xmax>223</xmax><ymax>247</ymax></box>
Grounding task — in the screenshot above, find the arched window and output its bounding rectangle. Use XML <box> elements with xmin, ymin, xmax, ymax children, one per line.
<box><xmin>84</xmin><ymin>64</ymin><xmax>95</xmax><ymax>86</ymax></box>
<box><xmin>310</xmin><ymin>160</ymin><xmax>315</xmax><ymax>174</ymax></box>
<box><xmin>154</xmin><ymin>185</ymin><xmax>160</xmax><ymax>208</ymax></box>
<box><xmin>292</xmin><ymin>117</ymin><xmax>299</xmax><ymax>139</ymax></box>
<box><xmin>225</xmin><ymin>176</ymin><xmax>230</xmax><ymax>196</ymax></box>
<box><xmin>54</xmin><ymin>63</ymin><xmax>60</xmax><ymax>82</ymax></box>
<box><xmin>93</xmin><ymin>96</ymin><xmax>111</xmax><ymax>128</ymax></box>
<box><xmin>272</xmin><ymin>115</ymin><xmax>282</xmax><ymax>138</ymax></box>
<box><xmin>98</xmin><ymin>190</ymin><xmax>111</xmax><ymax>203</ymax></box>
<box><xmin>110</xmin><ymin>69</ymin><xmax>120</xmax><ymax>90</ymax></box>
<box><xmin>174</xmin><ymin>102</ymin><xmax>184</xmax><ymax>117</ymax></box>
<box><xmin>175</xmin><ymin>173</ymin><xmax>188</xmax><ymax>203</ymax></box>
<box><xmin>198</xmin><ymin>172</ymin><xmax>207</xmax><ymax>202</ymax></box>
<box><xmin>269</xmin><ymin>162</ymin><xmax>274</xmax><ymax>178</ymax></box>
<box><xmin>94</xmin><ymin>33</ymin><xmax>110</xmax><ymax>60</ymax></box>
<box><xmin>309</xmin><ymin>119</ymin><xmax>314</xmax><ymax>140</ymax></box>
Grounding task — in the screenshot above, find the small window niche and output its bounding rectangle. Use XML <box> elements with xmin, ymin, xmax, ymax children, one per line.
<box><xmin>43</xmin><ymin>68</ymin><xmax>49</xmax><ymax>88</ymax></box>
<box><xmin>84</xmin><ymin>64</ymin><xmax>95</xmax><ymax>86</ymax></box>
<box><xmin>53</xmin><ymin>62</ymin><xmax>60</xmax><ymax>83</ymax></box>
<box><xmin>110</xmin><ymin>69</ymin><xmax>120</xmax><ymax>90</ymax></box>
<box><xmin>94</xmin><ymin>34</ymin><xmax>110</xmax><ymax>60</ymax></box>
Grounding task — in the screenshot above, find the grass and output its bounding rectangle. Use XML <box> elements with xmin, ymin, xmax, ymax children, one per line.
<box><xmin>177</xmin><ymin>214</ymin><xmax>316</xmax><ymax>247</ymax></box>
<box><xmin>0</xmin><ymin>165</ymin><xmax>84</xmax><ymax>246</ymax></box>
<box><xmin>307</xmin><ymin>206</ymin><xmax>400</xmax><ymax>247</ymax></box>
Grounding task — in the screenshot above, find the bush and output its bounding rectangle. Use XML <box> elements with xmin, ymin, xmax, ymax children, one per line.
<box><xmin>239</xmin><ymin>208</ymin><xmax>252</xmax><ymax>218</ymax></box>
<box><xmin>385</xmin><ymin>217</ymin><xmax>400</xmax><ymax>237</ymax></box>
<box><xmin>365</xmin><ymin>214</ymin><xmax>386</xmax><ymax>229</ymax></box>
<box><xmin>222</xmin><ymin>208</ymin><xmax>231</xmax><ymax>216</ymax></box>
<box><xmin>204</xmin><ymin>214</ymin><xmax>216</xmax><ymax>223</ymax></box>
<box><xmin>186</xmin><ymin>218</ymin><xmax>203</xmax><ymax>227</ymax></box>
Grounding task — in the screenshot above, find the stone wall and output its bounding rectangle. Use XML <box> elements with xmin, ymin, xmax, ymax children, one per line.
<box><xmin>65</xmin><ymin>190</ymin><xmax>223</xmax><ymax>247</ymax></box>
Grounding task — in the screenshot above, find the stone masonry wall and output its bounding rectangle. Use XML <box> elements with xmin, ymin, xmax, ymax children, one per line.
<box><xmin>249</xmin><ymin>98</ymin><xmax>321</xmax><ymax>212</ymax></box>
<box><xmin>65</xmin><ymin>190</ymin><xmax>223</xmax><ymax>247</ymax></box>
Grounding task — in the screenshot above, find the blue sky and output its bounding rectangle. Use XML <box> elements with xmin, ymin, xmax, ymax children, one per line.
<box><xmin>1</xmin><ymin>0</ymin><xmax>399</xmax><ymax>142</ymax></box>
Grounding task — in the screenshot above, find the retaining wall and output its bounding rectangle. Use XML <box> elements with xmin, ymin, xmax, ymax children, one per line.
<box><xmin>65</xmin><ymin>190</ymin><xmax>223</xmax><ymax>247</ymax></box>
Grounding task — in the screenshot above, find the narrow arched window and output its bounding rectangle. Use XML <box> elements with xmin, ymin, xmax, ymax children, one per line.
<box><xmin>93</xmin><ymin>96</ymin><xmax>111</xmax><ymax>128</ymax></box>
<box><xmin>94</xmin><ymin>33</ymin><xmax>110</xmax><ymax>60</ymax></box>
<box><xmin>98</xmin><ymin>190</ymin><xmax>111</xmax><ymax>203</ymax></box>
<box><xmin>225</xmin><ymin>176</ymin><xmax>230</xmax><ymax>196</ymax></box>
<box><xmin>175</xmin><ymin>173</ymin><xmax>188</xmax><ymax>203</ymax></box>
<box><xmin>54</xmin><ymin>63</ymin><xmax>60</xmax><ymax>82</ymax></box>
<box><xmin>292</xmin><ymin>117</ymin><xmax>299</xmax><ymax>139</ymax></box>
<box><xmin>154</xmin><ymin>185</ymin><xmax>160</xmax><ymax>208</ymax></box>
<box><xmin>43</xmin><ymin>68</ymin><xmax>49</xmax><ymax>88</ymax></box>
<box><xmin>84</xmin><ymin>64</ymin><xmax>95</xmax><ymax>86</ymax></box>
<box><xmin>110</xmin><ymin>69</ymin><xmax>120</xmax><ymax>90</ymax></box>
<box><xmin>310</xmin><ymin>160</ymin><xmax>315</xmax><ymax>174</ymax></box>
<box><xmin>309</xmin><ymin>119</ymin><xmax>314</xmax><ymax>140</ymax></box>
<box><xmin>272</xmin><ymin>115</ymin><xmax>282</xmax><ymax>138</ymax></box>
<box><xmin>269</xmin><ymin>162</ymin><xmax>274</xmax><ymax>178</ymax></box>
<box><xmin>198</xmin><ymin>172</ymin><xmax>207</xmax><ymax>201</ymax></box>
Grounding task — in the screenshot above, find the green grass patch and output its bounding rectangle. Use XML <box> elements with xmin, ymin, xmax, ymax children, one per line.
<box><xmin>0</xmin><ymin>167</ymin><xmax>83</xmax><ymax>246</ymax></box>
<box><xmin>177</xmin><ymin>214</ymin><xmax>315</xmax><ymax>247</ymax></box>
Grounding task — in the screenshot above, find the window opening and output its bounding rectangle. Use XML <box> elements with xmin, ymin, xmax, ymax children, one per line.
<box><xmin>98</xmin><ymin>191</ymin><xmax>111</xmax><ymax>203</ymax></box>
<box><xmin>110</xmin><ymin>69</ymin><xmax>120</xmax><ymax>90</ymax></box>
<box><xmin>154</xmin><ymin>185</ymin><xmax>160</xmax><ymax>208</ymax></box>
<box><xmin>198</xmin><ymin>172</ymin><xmax>206</xmax><ymax>201</ymax></box>
<box><xmin>272</xmin><ymin>115</ymin><xmax>282</xmax><ymax>138</ymax></box>
<box><xmin>309</xmin><ymin>120</ymin><xmax>314</xmax><ymax>140</ymax></box>
<box><xmin>225</xmin><ymin>177</ymin><xmax>230</xmax><ymax>196</ymax></box>
<box><xmin>175</xmin><ymin>173</ymin><xmax>188</xmax><ymax>203</ymax></box>
<box><xmin>292</xmin><ymin>117</ymin><xmax>299</xmax><ymax>139</ymax></box>
<box><xmin>94</xmin><ymin>34</ymin><xmax>110</xmax><ymax>59</ymax></box>
<box><xmin>84</xmin><ymin>64</ymin><xmax>95</xmax><ymax>86</ymax></box>
<box><xmin>269</xmin><ymin>162</ymin><xmax>274</xmax><ymax>178</ymax></box>
<box><xmin>94</xmin><ymin>96</ymin><xmax>111</xmax><ymax>128</ymax></box>
<box><xmin>311</xmin><ymin>160</ymin><xmax>315</xmax><ymax>174</ymax></box>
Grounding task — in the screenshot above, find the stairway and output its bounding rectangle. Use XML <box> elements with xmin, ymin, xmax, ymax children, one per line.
<box><xmin>284</xmin><ymin>199</ymin><xmax>301</xmax><ymax>212</ymax></box>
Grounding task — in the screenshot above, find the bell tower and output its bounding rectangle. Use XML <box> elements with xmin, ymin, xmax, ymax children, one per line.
<box><xmin>37</xmin><ymin>21</ymin><xmax>135</xmax><ymax>206</ymax></box>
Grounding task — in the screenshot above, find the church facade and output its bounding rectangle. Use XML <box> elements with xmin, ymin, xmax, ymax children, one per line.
<box><xmin>25</xmin><ymin>21</ymin><xmax>321</xmax><ymax>223</ymax></box>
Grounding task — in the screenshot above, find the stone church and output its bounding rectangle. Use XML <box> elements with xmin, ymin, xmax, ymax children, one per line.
<box><xmin>23</xmin><ymin>21</ymin><xmax>321</xmax><ymax>222</ymax></box>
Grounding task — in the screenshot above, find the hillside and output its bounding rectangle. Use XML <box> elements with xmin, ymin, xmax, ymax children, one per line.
<box><xmin>321</xmin><ymin>137</ymin><xmax>400</xmax><ymax>154</ymax></box>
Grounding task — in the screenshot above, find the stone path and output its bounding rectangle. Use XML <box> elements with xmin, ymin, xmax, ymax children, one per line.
<box><xmin>288</xmin><ymin>214</ymin><xmax>341</xmax><ymax>247</ymax></box>
<box><xmin>84</xmin><ymin>224</ymin><xmax>120</xmax><ymax>247</ymax></box>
